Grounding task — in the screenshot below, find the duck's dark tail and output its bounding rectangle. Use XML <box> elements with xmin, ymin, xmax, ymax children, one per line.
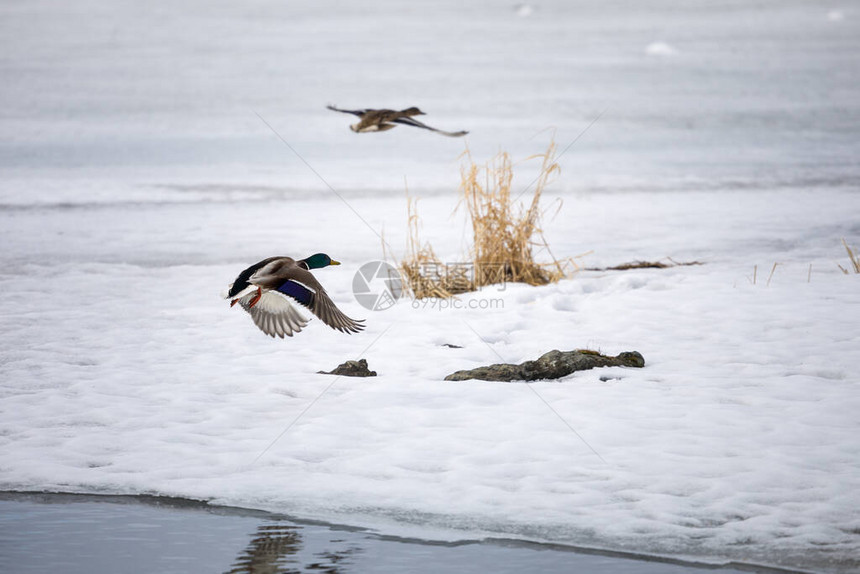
<box><xmin>227</xmin><ymin>260</ymin><xmax>270</xmax><ymax>298</ymax></box>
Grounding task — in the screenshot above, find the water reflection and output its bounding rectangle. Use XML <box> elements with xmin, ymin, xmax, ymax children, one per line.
<box><xmin>227</xmin><ymin>522</ymin><xmax>360</xmax><ymax>574</ymax></box>
<box><xmin>228</xmin><ymin>524</ymin><xmax>302</xmax><ymax>573</ymax></box>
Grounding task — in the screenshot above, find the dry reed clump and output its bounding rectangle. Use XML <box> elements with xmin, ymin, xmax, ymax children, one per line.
<box><xmin>399</xmin><ymin>140</ymin><xmax>579</xmax><ymax>299</ymax></box>
<box><xmin>838</xmin><ymin>238</ymin><xmax>860</xmax><ymax>274</ymax></box>
<box><xmin>398</xmin><ymin>193</ymin><xmax>468</xmax><ymax>298</ymax></box>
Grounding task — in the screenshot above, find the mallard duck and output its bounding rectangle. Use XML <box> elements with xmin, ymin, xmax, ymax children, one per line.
<box><xmin>327</xmin><ymin>104</ymin><xmax>468</xmax><ymax>137</ymax></box>
<box><xmin>227</xmin><ymin>254</ymin><xmax>365</xmax><ymax>338</ymax></box>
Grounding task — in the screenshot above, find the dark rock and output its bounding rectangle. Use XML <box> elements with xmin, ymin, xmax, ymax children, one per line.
<box><xmin>444</xmin><ymin>350</ymin><xmax>644</xmax><ymax>382</ymax></box>
<box><xmin>441</xmin><ymin>343</ymin><xmax>463</xmax><ymax>348</ymax></box>
<box><xmin>616</xmin><ymin>351</ymin><xmax>645</xmax><ymax>368</ymax></box>
<box><xmin>318</xmin><ymin>359</ymin><xmax>377</xmax><ymax>377</ymax></box>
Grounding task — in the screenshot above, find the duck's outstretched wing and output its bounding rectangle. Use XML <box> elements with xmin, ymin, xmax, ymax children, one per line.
<box><xmin>236</xmin><ymin>291</ymin><xmax>310</xmax><ymax>338</ymax></box>
<box><xmin>276</xmin><ymin>273</ymin><xmax>366</xmax><ymax>335</ymax></box>
<box><xmin>326</xmin><ymin>104</ymin><xmax>370</xmax><ymax>118</ymax></box>
<box><xmin>310</xmin><ymin>289</ymin><xmax>366</xmax><ymax>334</ymax></box>
<box><xmin>391</xmin><ymin>116</ymin><xmax>468</xmax><ymax>137</ymax></box>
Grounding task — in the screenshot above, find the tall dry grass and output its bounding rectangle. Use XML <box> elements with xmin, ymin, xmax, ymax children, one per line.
<box><xmin>399</xmin><ymin>140</ymin><xmax>578</xmax><ymax>299</ymax></box>
<box><xmin>839</xmin><ymin>238</ymin><xmax>860</xmax><ymax>274</ymax></box>
<box><xmin>398</xmin><ymin>193</ymin><xmax>468</xmax><ymax>298</ymax></box>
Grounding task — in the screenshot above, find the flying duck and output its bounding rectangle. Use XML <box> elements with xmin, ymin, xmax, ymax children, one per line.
<box><xmin>327</xmin><ymin>105</ymin><xmax>468</xmax><ymax>137</ymax></box>
<box><xmin>227</xmin><ymin>254</ymin><xmax>365</xmax><ymax>338</ymax></box>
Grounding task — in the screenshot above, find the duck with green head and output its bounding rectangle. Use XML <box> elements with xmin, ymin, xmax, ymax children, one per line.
<box><xmin>227</xmin><ymin>253</ymin><xmax>365</xmax><ymax>338</ymax></box>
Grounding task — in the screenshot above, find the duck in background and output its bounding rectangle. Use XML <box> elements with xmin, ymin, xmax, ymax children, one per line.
<box><xmin>327</xmin><ymin>105</ymin><xmax>468</xmax><ymax>137</ymax></box>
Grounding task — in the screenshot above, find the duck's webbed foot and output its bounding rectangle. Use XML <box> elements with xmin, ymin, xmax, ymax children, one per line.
<box><xmin>248</xmin><ymin>287</ymin><xmax>263</xmax><ymax>308</ymax></box>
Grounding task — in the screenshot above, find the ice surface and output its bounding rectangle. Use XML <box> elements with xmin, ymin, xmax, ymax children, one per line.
<box><xmin>1</xmin><ymin>1</ymin><xmax>859</xmax><ymax>572</ymax></box>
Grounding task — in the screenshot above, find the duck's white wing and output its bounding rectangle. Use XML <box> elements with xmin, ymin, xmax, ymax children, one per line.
<box><xmin>237</xmin><ymin>291</ymin><xmax>310</xmax><ymax>338</ymax></box>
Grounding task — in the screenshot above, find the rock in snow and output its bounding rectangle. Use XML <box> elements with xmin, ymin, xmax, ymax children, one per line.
<box><xmin>445</xmin><ymin>350</ymin><xmax>645</xmax><ymax>382</ymax></box>
<box><xmin>318</xmin><ymin>359</ymin><xmax>377</xmax><ymax>377</ymax></box>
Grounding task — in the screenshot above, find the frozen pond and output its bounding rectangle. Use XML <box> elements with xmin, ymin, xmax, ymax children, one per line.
<box><xmin>0</xmin><ymin>492</ymin><xmax>780</xmax><ymax>574</ymax></box>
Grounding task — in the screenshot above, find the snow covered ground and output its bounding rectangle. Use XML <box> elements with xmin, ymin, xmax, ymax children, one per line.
<box><xmin>1</xmin><ymin>1</ymin><xmax>859</xmax><ymax>572</ymax></box>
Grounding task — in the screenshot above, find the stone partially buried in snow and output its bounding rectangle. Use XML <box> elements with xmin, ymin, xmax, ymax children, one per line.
<box><xmin>318</xmin><ymin>359</ymin><xmax>377</xmax><ymax>377</ymax></box>
<box><xmin>444</xmin><ymin>350</ymin><xmax>644</xmax><ymax>382</ymax></box>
